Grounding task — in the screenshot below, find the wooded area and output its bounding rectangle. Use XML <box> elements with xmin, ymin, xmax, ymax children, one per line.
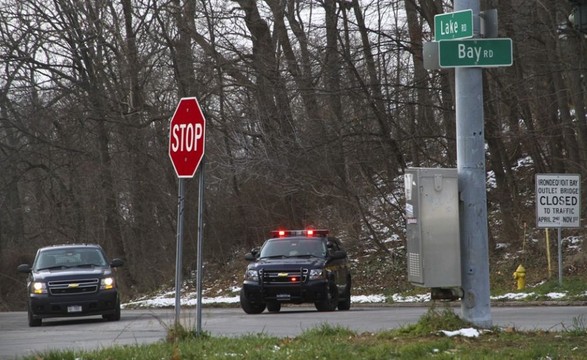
<box><xmin>1</xmin><ymin>0</ymin><xmax>585</xmax><ymax>308</ymax></box>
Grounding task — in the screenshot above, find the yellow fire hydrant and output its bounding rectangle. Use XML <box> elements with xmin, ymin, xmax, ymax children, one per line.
<box><xmin>513</xmin><ymin>264</ymin><xmax>526</xmax><ymax>290</ymax></box>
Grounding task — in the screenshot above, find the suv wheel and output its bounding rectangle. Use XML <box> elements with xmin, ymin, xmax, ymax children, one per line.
<box><xmin>240</xmin><ymin>288</ymin><xmax>266</xmax><ymax>314</ymax></box>
<box><xmin>28</xmin><ymin>305</ymin><xmax>41</xmax><ymax>327</ymax></box>
<box><xmin>315</xmin><ymin>282</ymin><xmax>338</xmax><ymax>312</ymax></box>
<box><xmin>103</xmin><ymin>297</ymin><xmax>121</xmax><ymax>321</ymax></box>
<box><xmin>266</xmin><ymin>301</ymin><xmax>281</xmax><ymax>313</ymax></box>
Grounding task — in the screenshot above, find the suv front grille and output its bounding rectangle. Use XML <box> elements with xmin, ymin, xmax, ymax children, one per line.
<box><xmin>48</xmin><ymin>278</ymin><xmax>99</xmax><ymax>295</ymax></box>
<box><xmin>260</xmin><ymin>268</ymin><xmax>307</xmax><ymax>284</ymax></box>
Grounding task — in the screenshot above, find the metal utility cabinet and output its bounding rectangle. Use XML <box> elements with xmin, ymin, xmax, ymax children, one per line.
<box><xmin>404</xmin><ymin>168</ymin><xmax>461</xmax><ymax>289</ymax></box>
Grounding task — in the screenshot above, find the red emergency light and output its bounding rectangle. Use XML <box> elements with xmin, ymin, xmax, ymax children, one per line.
<box><xmin>270</xmin><ymin>229</ymin><xmax>329</xmax><ymax>238</ymax></box>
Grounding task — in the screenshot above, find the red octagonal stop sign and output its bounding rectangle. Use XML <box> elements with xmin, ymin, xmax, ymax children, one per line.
<box><xmin>169</xmin><ymin>97</ymin><xmax>206</xmax><ymax>178</ymax></box>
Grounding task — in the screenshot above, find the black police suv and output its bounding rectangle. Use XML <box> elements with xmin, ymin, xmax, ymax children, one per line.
<box><xmin>240</xmin><ymin>229</ymin><xmax>351</xmax><ymax>314</ymax></box>
<box><xmin>17</xmin><ymin>244</ymin><xmax>124</xmax><ymax>326</ymax></box>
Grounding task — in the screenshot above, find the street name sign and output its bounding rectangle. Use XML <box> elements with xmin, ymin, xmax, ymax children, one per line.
<box><xmin>536</xmin><ymin>173</ymin><xmax>581</xmax><ymax>228</ymax></box>
<box><xmin>438</xmin><ymin>38</ymin><xmax>512</xmax><ymax>68</ymax></box>
<box><xmin>434</xmin><ymin>9</ymin><xmax>473</xmax><ymax>41</ymax></box>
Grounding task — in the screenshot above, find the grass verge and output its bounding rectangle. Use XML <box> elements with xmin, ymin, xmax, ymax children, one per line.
<box><xmin>22</xmin><ymin>306</ymin><xmax>587</xmax><ymax>360</ymax></box>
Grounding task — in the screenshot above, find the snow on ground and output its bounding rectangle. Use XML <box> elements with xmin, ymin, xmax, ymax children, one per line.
<box><xmin>121</xmin><ymin>289</ymin><xmax>573</xmax><ymax>309</ymax></box>
<box><xmin>123</xmin><ymin>292</ymin><xmax>389</xmax><ymax>309</ymax></box>
<box><xmin>440</xmin><ymin>328</ymin><xmax>480</xmax><ymax>338</ymax></box>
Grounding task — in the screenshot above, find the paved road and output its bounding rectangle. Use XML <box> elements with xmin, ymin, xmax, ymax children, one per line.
<box><xmin>1</xmin><ymin>305</ymin><xmax>586</xmax><ymax>359</ymax></box>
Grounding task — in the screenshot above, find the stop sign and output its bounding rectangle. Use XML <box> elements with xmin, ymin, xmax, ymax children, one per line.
<box><xmin>168</xmin><ymin>97</ymin><xmax>206</xmax><ymax>178</ymax></box>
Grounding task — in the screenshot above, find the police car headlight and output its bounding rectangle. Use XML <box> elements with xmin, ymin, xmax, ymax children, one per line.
<box><xmin>101</xmin><ymin>277</ymin><xmax>115</xmax><ymax>290</ymax></box>
<box><xmin>32</xmin><ymin>282</ymin><xmax>47</xmax><ymax>294</ymax></box>
<box><xmin>309</xmin><ymin>269</ymin><xmax>324</xmax><ymax>280</ymax></box>
<box><xmin>244</xmin><ymin>269</ymin><xmax>259</xmax><ymax>282</ymax></box>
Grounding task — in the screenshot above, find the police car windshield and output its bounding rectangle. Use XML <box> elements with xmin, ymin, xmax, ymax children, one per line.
<box><xmin>259</xmin><ymin>238</ymin><xmax>326</xmax><ymax>259</ymax></box>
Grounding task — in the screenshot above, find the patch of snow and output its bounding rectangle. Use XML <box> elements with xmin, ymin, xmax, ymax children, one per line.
<box><xmin>440</xmin><ymin>328</ymin><xmax>479</xmax><ymax>338</ymax></box>
<box><xmin>491</xmin><ymin>291</ymin><xmax>567</xmax><ymax>301</ymax></box>
<box><xmin>391</xmin><ymin>293</ymin><xmax>430</xmax><ymax>303</ymax></box>
<box><xmin>122</xmin><ymin>288</ymin><xmax>576</xmax><ymax>309</ymax></box>
<box><xmin>546</xmin><ymin>292</ymin><xmax>566</xmax><ymax>299</ymax></box>
<box><xmin>486</xmin><ymin>171</ymin><xmax>496</xmax><ymax>189</ymax></box>
<box><xmin>123</xmin><ymin>293</ymin><xmax>390</xmax><ymax>309</ymax></box>
<box><xmin>351</xmin><ymin>294</ymin><xmax>386</xmax><ymax>303</ymax></box>
<box><xmin>514</xmin><ymin>156</ymin><xmax>533</xmax><ymax>169</ymax></box>
<box><xmin>495</xmin><ymin>243</ymin><xmax>509</xmax><ymax>250</ymax></box>
<box><xmin>492</xmin><ymin>292</ymin><xmax>535</xmax><ymax>300</ymax></box>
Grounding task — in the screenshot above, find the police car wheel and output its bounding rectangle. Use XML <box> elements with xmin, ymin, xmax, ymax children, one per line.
<box><xmin>315</xmin><ymin>283</ymin><xmax>338</xmax><ymax>311</ymax></box>
<box><xmin>267</xmin><ymin>301</ymin><xmax>281</xmax><ymax>313</ymax></box>
<box><xmin>240</xmin><ymin>288</ymin><xmax>266</xmax><ymax>314</ymax></box>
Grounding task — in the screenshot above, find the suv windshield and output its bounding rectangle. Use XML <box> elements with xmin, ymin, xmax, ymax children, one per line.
<box><xmin>34</xmin><ymin>248</ymin><xmax>107</xmax><ymax>271</ymax></box>
<box><xmin>259</xmin><ymin>238</ymin><xmax>326</xmax><ymax>258</ymax></box>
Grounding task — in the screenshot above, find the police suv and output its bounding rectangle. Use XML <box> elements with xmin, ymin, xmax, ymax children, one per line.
<box><xmin>240</xmin><ymin>229</ymin><xmax>351</xmax><ymax>314</ymax></box>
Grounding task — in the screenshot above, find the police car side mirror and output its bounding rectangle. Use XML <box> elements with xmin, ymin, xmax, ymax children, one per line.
<box><xmin>245</xmin><ymin>252</ymin><xmax>257</xmax><ymax>261</ymax></box>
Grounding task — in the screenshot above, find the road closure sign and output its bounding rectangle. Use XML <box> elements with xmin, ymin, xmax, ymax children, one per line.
<box><xmin>536</xmin><ymin>173</ymin><xmax>581</xmax><ymax>228</ymax></box>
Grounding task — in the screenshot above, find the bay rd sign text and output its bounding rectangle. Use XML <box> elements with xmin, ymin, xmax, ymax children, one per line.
<box><xmin>536</xmin><ymin>173</ymin><xmax>581</xmax><ymax>228</ymax></box>
<box><xmin>439</xmin><ymin>38</ymin><xmax>513</xmax><ymax>68</ymax></box>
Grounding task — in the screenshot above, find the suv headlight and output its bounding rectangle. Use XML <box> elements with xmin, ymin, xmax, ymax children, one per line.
<box><xmin>100</xmin><ymin>277</ymin><xmax>115</xmax><ymax>290</ymax></box>
<box><xmin>244</xmin><ymin>269</ymin><xmax>259</xmax><ymax>282</ymax></box>
<box><xmin>309</xmin><ymin>269</ymin><xmax>324</xmax><ymax>280</ymax></box>
<box><xmin>31</xmin><ymin>282</ymin><xmax>47</xmax><ymax>294</ymax></box>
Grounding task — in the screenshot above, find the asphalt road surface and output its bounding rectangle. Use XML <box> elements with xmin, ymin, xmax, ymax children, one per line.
<box><xmin>1</xmin><ymin>305</ymin><xmax>586</xmax><ymax>359</ymax></box>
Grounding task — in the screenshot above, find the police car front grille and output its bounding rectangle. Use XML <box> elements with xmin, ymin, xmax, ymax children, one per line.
<box><xmin>48</xmin><ymin>278</ymin><xmax>99</xmax><ymax>295</ymax></box>
<box><xmin>260</xmin><ymin>268</ymin><xmax>307</xmax><ymax>284</ymax></box>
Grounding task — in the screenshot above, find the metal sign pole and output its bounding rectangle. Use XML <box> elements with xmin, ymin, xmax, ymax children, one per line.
<box><xmin>455</xmin><ymin>0</ymin><xmax>492</xmax><ymax>328</ymax></box>
<box><xmin>174</xmin><ymin>178</ymin><xmax>185</xmax><ymax>326</ymax></box>
<box><xmin>195</xmin><ymin>157</ymin><xmax>205</xmax><ymax>335</ymax></box>
<box><xmin>558</xmin><ymin>228</ymin><xmax>563</xmax><ymax>285</ymax></box>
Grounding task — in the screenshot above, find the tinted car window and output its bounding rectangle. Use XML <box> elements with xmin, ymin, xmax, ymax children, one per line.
<box><xmin>259</xmin><ymin>238</ymin><xmax>326</xmax><ymax>258</ymax></box>
<box><xmin>34</xmin><ymin>248</ymin><xmax>107</xmax><ymax>270</ymax></box>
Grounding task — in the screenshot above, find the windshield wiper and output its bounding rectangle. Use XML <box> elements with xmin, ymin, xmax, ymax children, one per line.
<box><xmin>295</xmin><ymin>254</ymin><xmax>323</xmax><ymax>258</ymax></box>
<box><xmin>260</xmin><ymin>255</ymin><xmax>289</xmax><ymax>259</ymax></box>
<box><xmin>76</xmin><ymin>263</ymin><xmax>101</xmax><ymax>268</ymax></box>
<box><xmin>36</xmin><ymin>265</ymin><xmax>70</xmax><ymax>271</ymax></box>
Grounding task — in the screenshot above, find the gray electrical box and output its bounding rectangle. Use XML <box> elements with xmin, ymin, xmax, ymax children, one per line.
<box><xmin>404</xmin><ymin>168</ymin><xmax>461</xmax><ymax>289</ymax></box>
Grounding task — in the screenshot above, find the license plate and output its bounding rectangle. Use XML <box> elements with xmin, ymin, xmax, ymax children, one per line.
<box><xmin>67</xmin><ymin>305</ymin><xmax>82</xmax><ymax>313</ymax></box>
<box><xmin>276</xmin><ymin>294</ymin><xmax>291</xmax><ymax>301</ymax></box>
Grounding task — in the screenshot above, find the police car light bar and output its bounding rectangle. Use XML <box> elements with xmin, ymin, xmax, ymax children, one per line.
<box><xmin>270</xmin><ymin>229</ymin><xmax>329</xmax><ymax>238</ymax></box>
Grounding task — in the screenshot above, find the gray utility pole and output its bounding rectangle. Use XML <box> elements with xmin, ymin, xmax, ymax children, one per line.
<box><xmin>455</xmin><ymin>0</ymin><xmax>492</xmax><ymax>328</ymax></box>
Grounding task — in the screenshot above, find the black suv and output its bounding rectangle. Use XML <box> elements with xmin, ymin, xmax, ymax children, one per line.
<box><xmin>240</xmin><ymin>229</ymin><xmax>351</xmax><ymax>314</ymax></box>
<box><xmin>17</xmin><ymin>244</ymin><xmax>124</xmax><ymax>326</ymax></box>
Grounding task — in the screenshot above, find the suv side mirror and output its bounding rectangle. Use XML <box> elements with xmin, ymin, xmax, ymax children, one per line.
<box><xmin>17</xmin><ymin>264</ymin><xmax>31</xmax><ymax>273</ymax></box>
<box><xmin>110</xmin><ymin>258</ymin><xmax>124</xmax><ymax>268</ymax></box>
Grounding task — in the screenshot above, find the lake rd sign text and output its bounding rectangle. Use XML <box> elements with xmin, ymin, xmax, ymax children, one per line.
<box><xmin>434</xmin><ymin>10</ymin><xmax>473</xmax><ymax>41</ymax></box>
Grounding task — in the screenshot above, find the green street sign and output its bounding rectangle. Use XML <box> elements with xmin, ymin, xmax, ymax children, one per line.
<box><xmin>434</xmin><ymin>9</ymin><xmax>473</xmax><ymax>41</ymax></box>
<box><xmin>438</xmin><ymin>38</ymin><xmax>513</xmax><ymax>68</ymax></box>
